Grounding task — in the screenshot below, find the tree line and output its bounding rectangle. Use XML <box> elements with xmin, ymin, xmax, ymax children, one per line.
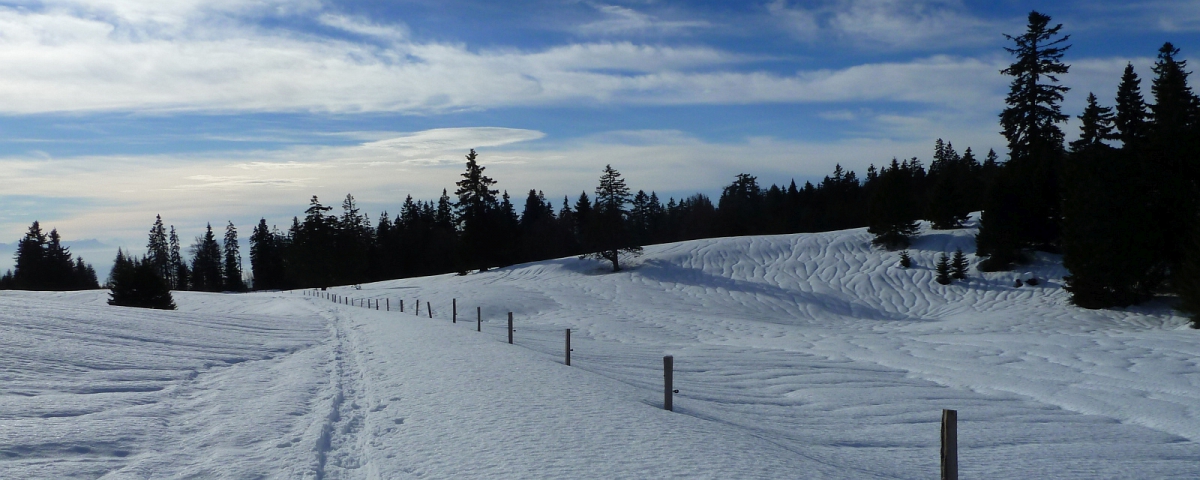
<box><xmin>0</xmin><ymin>221</ymin><xmax>99</xmax><ymax>290</ymax></box>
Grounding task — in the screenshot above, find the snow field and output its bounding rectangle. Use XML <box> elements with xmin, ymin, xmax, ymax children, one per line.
<box><xmin>3</xmin><ymin>218</ymin><xmax>1199</xmax><ymax>478</ymax></box>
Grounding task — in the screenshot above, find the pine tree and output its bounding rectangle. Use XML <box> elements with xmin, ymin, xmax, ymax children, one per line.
<box><xmin>1114</xmin><ymin>63</ymin><xmax>1150</xmax><ymax>149</ymax></box>
<box><xmin>1070</xmin><ymin>93</ymin><xmax>1117</xmax><ymax>151</ymax></box>
<box><xmin>899</xmin><ymin>250</ymin><xmax>912</xmax><ymax>268</ymax></box>
<box><xmin>169</xmin><ymin>226</ymin><xmax>186</xmax><ymax>290</ymax></box>
<box><xmin>583</xmin><ymin>165</ymin><xmax>641</xmax><ymax>271</ymax></box>
<box><xmin>867</xmin><ymin>159</ymin><xmax>922</xmax><ymax>249</ymax></box>
<box><xmin>951</xmin><ymin>248</ymin><xmax>968</xmax><ymax>280</ymax></box>
<box><xmin>1146</xmin><ymin>42</ymin><xmax>1200</xmax><ymax>293</ymax></box>
<box><xmin>190</xmin><ymin>224</ymin><xmax>224</xmax><ymax>292</ymax></box>
<box><xmin>147</xmin><ymin>215</ymin><xmax>170</xmax><ymax>282</ymax></box>
<box><xmin>454</xmin><ymin>149</ymin><xmax>499</xmax><ymax>271</ymax></box>
<box><xmin>12</xmin><ymin>221</ymin><xmax>47</xmax><ymax>289</ymax></box>
<box><xmin>223</xmin><ymin>221</ymin><xmax>244</xmax><ymax>291</ymax></box>
<box><xmin>108</xmin><ymin>256</ymin><xmax>176</xmax><ymax>310</ymax></box>
<box><xmin>935</xmin><ymin>253</ymin><xmax>952</xmax><ymax>285</ymax></box>
<box><xmin>43</xmin><ymin>229</ymin><xmax>75</xmax><ymax>288</ymax></box>
<box><xmin>978</xmin><ymin>11</ymin><xmax>1071</xmax><ymax>269</ymax></box>
<box><xmin>716</xmin><ymin>174</ymin><xmax>765</xmax><ymax>237</ymax></box>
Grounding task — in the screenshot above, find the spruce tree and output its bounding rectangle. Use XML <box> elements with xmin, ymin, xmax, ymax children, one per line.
<box><xmin>583</xmin><ymin>165</ymin><xmax>641</xmax><ymax>271</ymax></box>
<box><xmin>899</xmin><ymin>250</ymin><xmax>912</xmax><ymax>268</ymax></box>
<box><xmin>978</xmin><ymin>11</ymin><xmax>1071</xmax><ymax>269</ymax></box>
<box><xmin>1114</xmin><ymin>63</ymin><xmax>1150</xmax><ymax>149</ymax></box>
<box><xmin>935</xmin><ymin>253</ymin><xmax>952</xmax><ymax>285</ymax></box>
<box><xmin>951</xmin><ymin>248</ymin><xmax>968</xmax><ymax>280</ymax></box>
<box><xmin>223</xmin><ymin>221</ymin><xmax>244</xmax><ymax>291</ymax></box>
<box><xmin>867</xmin><ymin>159</ymin><xmax>921</xmax><ymax>249</ymax></box>
<box><xmin>12</xmin><ymin>221</ymin><xmax>47</xmax><ymax>289</ymax></box>
<box><xmin>190</xmin><ymin>224</ymin><xmax>224</xmax><ymax>292</ymax></box>
<box><xmin>108</xmin><ymin>256</ymin><xmax>176</xmax><ymax>310</ymax></box>
<box><xmin>454</xmin><ymin>149</ymin><xmax>499</xmax><ymax>271</ymax></box>
<box><xmin>169</xmin><ymin>226</ymin><xmax>186</xmax><ymax>290</ymax></box>
<box><xmin>147</xmin><ymin>215</ymin><xmax>170</xmax><ymax>282</ymax></box>
<box><xmin>1147</xmin><ymin>43</ymin><xmax>1200</xmax><ymax>293</ymax></box>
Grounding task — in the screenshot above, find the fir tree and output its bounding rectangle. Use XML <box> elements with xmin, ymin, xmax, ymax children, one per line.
<box><xmin>169</xmin><ymin>226</ymin><xmax>186</xmax><ymax>290</ymax></box>
<box><xmin>190</xmin><ymin>224</ymin><xmax>224</xmax><ymax>292</ymax></box>
<box><xmin>583</xmin><ymin>165</ymin><xmax>641</xmax><ymax>271</ymax></box>
<box><xmin>935</xmin><ymin>253</ymin><xmax>952</xmax><ymax>285</ymax></box>
<box><xmin>867</xmin><ymin>159</ymin><xmax>921</xmax><ymax>250</ymax></box>
<box><xmin>978</xmin><ymin>11</ymin><xmax>1071</xmax><ymax>269</ymax></box>
<box><xmin>223</xmin><ymin>221</ymin><xmax>244</xmax><ymax>291</ymax></box>
<box><xmin>12</xmin><ymin>221</ymin><xmax>47</xmax><ymax>289</ymax></box>
<box><xmin>1114</xmin><ymin>63</ymin><xmax>1150</xmax><ymax>148</ymax></box>
<box><xmin>147</xmin><ymin>215</ymin><xmax>170</xmax><ymax>282</ymax></box>
<box><xmin>108</xmin><ymin>256</ymin><xmax>176</xmax><ymax>310</ymax></box>
<box><xmin>1070</xmin><ymin>93</ymin><xmax>1117</xmax><ymax>152</ymax></box>
<box><xmin>899</xmin><ymin>250</ymin><xmax>912</xmax><ymax>268</ymax></box>
<box><xmin>951</xmin><ymin>248</ymin><xmax>969</xmax><ymax>280</ymax></box>
<box><xmin>454</xmin><ymin>149</ymin><xmax>499</xmax><ymax>271</ymax></box>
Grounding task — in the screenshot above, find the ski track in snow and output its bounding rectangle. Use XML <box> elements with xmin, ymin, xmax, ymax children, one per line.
<box><xmin>2</xmin><ymin>218</ymin><xmax>1199</xmax><ymax>478</ymax></box>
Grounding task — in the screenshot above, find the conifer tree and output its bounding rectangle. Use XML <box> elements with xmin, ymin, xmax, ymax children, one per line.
<box><xmin>249</xmin><ymin>219</ymin><xmax>285</xmax><ymax>290</ymax></box>
<box><xmin>169</xmin><ymin>226</ymin><xmax>186</xmax><ymax>290</ymax></box>
<box><xmin>978</xmin><ymin>11</ymin><xmax>1071</xmax><ymax>269</ymax></box>
<box><xmin>454</xmin><ymin>149</ymin><xmax>499</xmax><ymax>271</ymax></box>
<box><xmin>223</xmin><ymin>221</ymin><xmax>244</xmax><ymax>291</ymax></box>
<box><xmin>583</xmin><ymin>165</ymin><xmax>641</xmax><ymax>271</ymax></box>
<box><xmin>190</xmin><ymin>224</ymin><xmax>224</xmax><ymax>292</ymax></box>
<box><xmin>951</xmin><ymin>248</ymin><xmax>969</xmax><ymax>280</ymax></box>
<box><xmin>1146</xmin><ymin>42</ymin><xmax>1200</xmax><ymax>292</ymax></box>
<box><xmin>108</xmin><ymin>255</ymin><xmax>176</xmax><ymax>310</ymax></box>
<box><xmin>43</xmin><ymin>229</ymin><xmax>75</xmax><ymax>288</ymax></box>
<box><xmin>899</xmin><ymin>250</ymin><xmax>912</xmax><ymax>268</ymax></box>
<box><xmin>935</xmin><ymin>253</ymin><xmax>952</xmax><ymax>285</ymax></box>
<box><xmin>1114</xmin><ymin>63</ymin><xmax>1150</xmax><ymax>148</ymax></box>
<box><xmin>717</xmin><ymin>174</ymin><xmax>765</xmax><ymax>237</ymax></box>
<box><xmin>12</xmin><ymin>221</ymin><xmax>47</xmax><ymax>289</ymax></box>
<box><xmin>147</xmin><ymin>215</ymin><xmax>170</xmax><ymax>282</ymax></box>
<box><xmin>867</xmin><ymin>159</ymin><xmax>921</xmax><ymax>249</ymax></box>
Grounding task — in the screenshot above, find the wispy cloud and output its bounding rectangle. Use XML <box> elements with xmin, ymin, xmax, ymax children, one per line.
<box><xmin>768</xmin><ymin>0</ymin><xmax>1011</xmax><ymax>50</ymax></box>
<box><xmin>578</xmin><ymin>4</ymin><xmax>711</xmax><ymax>36</ymax></box>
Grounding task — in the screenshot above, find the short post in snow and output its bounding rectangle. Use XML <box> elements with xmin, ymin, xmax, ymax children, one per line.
<box><xmin>453</xmin><ymin>298</ymin><xmax>457</xmax><ymax>323</ymax></box>
<box><xmin>400</xmin><ymin>299</ymin><xmax>404</xmax><ymax>312</ymax></box>
<box><xmin>565</xmin><ymin>329</ymin><xmax>571</xmax><ymax>366</ymax></box>
<box><xmin>477</xmin><ymin>306</ymin><xmax>481</xmax><ymax>332</ymax></box>
<box><xmin>508</xmin><ymin>312</ymin><xmax>514</xmax><ymax>344</ymax></box>
<box><xmin>387</xmin><ymin>299</ymin><xmax>390</xmax><ymax>311</ymax></box>
<box><xmin>427</xmin><ymin>302</ymin><xmax>432</xmax><ymax>319</ymax></box>
<box><xmin>416</xmin><ymin>299</ymin><xmax>420</xmax><ymax>316</ymax></box>
<box><xmin>941</xmin><ymin>409</ymin><xmax>958</xmax><ymax>480</ymax></box>
<box><xmin>663</xmin><ymin>355</ymin><xmax>674</xmax><ymax>411</ymax></box>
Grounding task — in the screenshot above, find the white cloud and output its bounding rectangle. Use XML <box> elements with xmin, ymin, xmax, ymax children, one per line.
<box><xmin>768</xmin><ymin>0</ymin><xmax>1009</xmax><ymax>50</ymax></box>
<box><xmin>0</xmin><ymin>3</ymin><xmax>1017</xmax><ymax>114</ymax></box>
<box><xmin>578</xmin><ymin>4</ymin><xmax>711</xmax><ymax>36</ymax></box>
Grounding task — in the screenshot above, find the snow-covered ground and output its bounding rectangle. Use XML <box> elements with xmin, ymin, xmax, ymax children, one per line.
<box><xmin>2</xmin><ymin>220</ymin><xmax>1198</xmax><ymax>478</ymax></box>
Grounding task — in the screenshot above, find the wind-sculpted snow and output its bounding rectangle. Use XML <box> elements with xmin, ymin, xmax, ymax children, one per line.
<box><xmin>2</xmin><ymin>218</ymin><xmax>1198</xmax><ymax>478</ymax></box>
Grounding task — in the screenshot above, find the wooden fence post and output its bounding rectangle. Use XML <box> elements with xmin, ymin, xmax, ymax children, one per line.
<box><xmin>941</xmin><ymin>409</ymin><xmax>958</xmax><ymax>480</ymax></box>
<box><xmin>453</xmin><ymin>299</ymin><xmax>457</xmax><ymax>323</ymax></box>
<box><xmin>664</xmin><ymin>355</ymin><xmax>674</xmax><ymax>411</ymax></box>
<box><xmin>565</xmin><ymin>329</ymin><xmax>571</xmax><ymax>366</ymax></box>
<box><xmin>400</xmin><ymin>299</ymin><xmax>404</xmax><ymax>312</ymax></box>
<box><xmin>416</xmin><ymin>299</ymin><xmax>420</xmax><ymax>316</ymax></box>
<box><xmin>477</xmin><ymin>307</ymin><xmax>481</xmax><ymax>332</ymax></box>
<box><xmin>508</xmin><ymin>312</ymin><xmax>513</xmax><ymax>344</ymax></box>
<box><xmin>387</xmin><ymin>299</ymin><xmax>390</xmax><ymax>311</ymax></box>
<box><xmin>427</xmin><ymin>302</ymin><xmax>432</xmax><ymax>319</ymax></box>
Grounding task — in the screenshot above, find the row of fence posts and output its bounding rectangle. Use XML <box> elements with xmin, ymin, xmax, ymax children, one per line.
<box><xmin>298</xmin><ymin>288</ymin><xmax>960</xmax><ymax>479</ymax></box>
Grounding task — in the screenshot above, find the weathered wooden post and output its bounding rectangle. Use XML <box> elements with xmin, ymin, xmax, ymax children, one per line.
<box><xmin>508</xmin><ymin>312</ymin><xmax>513</xmax><ymax>344</ymax></box>
<box><xmin>565</xmin><ymin>329</ymin><xmax>571</xmax><ymax>366</ymax></box>
<box><xmin>664</xmin><ymin>355</ymin><xmax>674</xmax><ymax>411</ymax></box>
<box><xmin>387</xmin><ymin>299</ymin><xmax>390</xmax><ymax>311</ymax></box>
<box><xmin>427</xmin><ymin>302</ymin><xmax>432</xmax><ymax>319</ymax></box>
<box><xmin>453</xmin><ymin>299</ymin><xmax>457</xmax><ymax>323</ymax></box>
<box><xmin>477</xmin><ymin>307</ymin><xmax>481</xmax><ymax>332</ymax></box>
<box><xmin>400</xmin><ymin>299</ymin><xmax>404</xmax><ymax>312</ymax></box>
<box><xmin>416</xmin><ymin>299</ymin><xmax>420</xmax><ymax>316</ymax></box>
<box><xmin>941</xmin><ymin>409</ymin><xmax>958</xmax><ymax>480</ymax></box>
<box><xmin>375</xmin><ymin>299</ymin><xmax>379</xmax><ymax>310</ymax></box>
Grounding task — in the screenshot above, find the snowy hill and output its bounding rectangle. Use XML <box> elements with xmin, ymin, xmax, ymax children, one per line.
<box><xmin>2</xmin><ymin>220</ymin><xmax>1197</xmax><ymax>478</ymax></box>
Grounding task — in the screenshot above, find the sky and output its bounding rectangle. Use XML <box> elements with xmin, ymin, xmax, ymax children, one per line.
<box><xmin>0</xmin><ymin>0</ymin><xmax>1197</xmax><ymax>276</ymax></box>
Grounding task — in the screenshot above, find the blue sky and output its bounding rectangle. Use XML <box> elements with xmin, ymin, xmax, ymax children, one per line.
<box><xmin>0</xmin><ymin>0</ymin><xmax>1197</xmax><ymax>276</ymax></box>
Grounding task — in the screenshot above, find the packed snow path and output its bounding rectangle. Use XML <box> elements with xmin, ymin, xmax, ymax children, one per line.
<box><xmin>2</xmin><ymin>221</ymin><xmax>1199</xmax><ymax>478</ymax></box>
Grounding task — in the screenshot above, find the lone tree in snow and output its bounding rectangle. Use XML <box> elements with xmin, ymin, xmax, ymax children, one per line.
<box><xmin>108</xmin><ymin>252</ymin><xmax>176</xmax><ymax>310</ymax></box>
